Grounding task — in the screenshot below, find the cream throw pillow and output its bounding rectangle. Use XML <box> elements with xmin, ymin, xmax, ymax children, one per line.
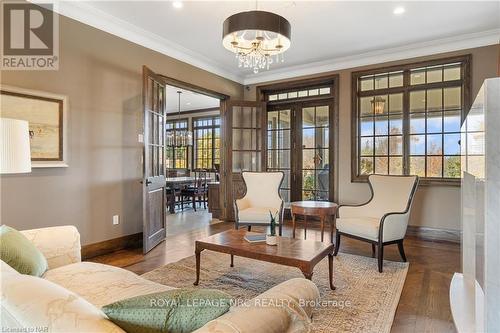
<box><xmin>0</xmin><ymin>261</ymin><xmax>123</xmax><ymax>332</ymax></box>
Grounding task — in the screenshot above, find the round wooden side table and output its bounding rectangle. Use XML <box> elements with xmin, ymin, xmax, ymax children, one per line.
<box><xmin>290</xmin><ymin>201</ymin><xmax>338</xmax><ymax>243</ymax></box>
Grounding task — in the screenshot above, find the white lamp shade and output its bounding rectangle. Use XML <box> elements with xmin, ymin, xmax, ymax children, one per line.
<box><xmin>1</xmin><ymin>118</ymin><xmax>32</xmax><ymax>174</ymax></box>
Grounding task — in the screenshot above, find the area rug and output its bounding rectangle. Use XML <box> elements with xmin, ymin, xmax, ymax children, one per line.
<box><xmin>142</xmin><ymin>252</ymin><xmax>408</xmax><ymax>333</ymax></box>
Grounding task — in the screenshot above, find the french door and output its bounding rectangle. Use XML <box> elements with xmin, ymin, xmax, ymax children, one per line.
<box><xmin>224</xmin><ymin>101</ymin><xmax>265</xmax><ymax>221</ymax></box>
<box><xmin>267</xmin><ymin>100</ymin><xmax>335</xmax><ymax>203</ymax></box>
<box><xmin>142</xmin><ymin>66</ymin><xmax>167</xmax><ymax>253</ymax></box>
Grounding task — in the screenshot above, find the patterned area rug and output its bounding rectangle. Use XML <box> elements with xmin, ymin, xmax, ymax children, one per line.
<box><xmin>142</xmin><ymin>251</ymin><xmax>408</xmax><ymax>333</ymax></box>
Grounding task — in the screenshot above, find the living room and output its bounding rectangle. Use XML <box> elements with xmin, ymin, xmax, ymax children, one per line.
<box><xmin>1</xmin><ymin>1</ymin><xmax>499</xmax><ymax>333</ymax></box>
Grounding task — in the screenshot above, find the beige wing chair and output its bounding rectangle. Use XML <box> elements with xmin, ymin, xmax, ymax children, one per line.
<box><xmin>334</xmin><ymin>175</ymin><xmax>419</xmax><ymax>272</ymax></box>
<box><xmin>235</xmin><ymin>171</ymin><xmax>284</xmax><ymax>235</ymax></box>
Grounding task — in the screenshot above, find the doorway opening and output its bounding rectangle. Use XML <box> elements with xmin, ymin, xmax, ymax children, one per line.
<box><xmin>142</xmin><ymin>66</ymin><xmax>228</xmax><ymax>253</ymax></box>
<box><xmin>165</xmin><ymin>84</ymin><xmax>223</xmax><ymax>236</ymax></box>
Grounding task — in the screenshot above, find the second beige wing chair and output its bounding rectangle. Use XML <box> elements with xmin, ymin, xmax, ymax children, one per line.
<box><xmin>235</xmin><ymin>171</ymin><xmax>284</xmax><ymax>235</ymax></box>
<box><xmin>334</xmin><ymin>174</ymin><xmax>419</xmax><ymax>272</ymax></box>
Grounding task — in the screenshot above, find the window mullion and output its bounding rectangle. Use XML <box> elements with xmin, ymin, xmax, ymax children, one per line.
<box><xmin>424</xmin><ymin>89</ymin><xmax>428</xmax><ymax>178</ymax></box>
<box><xmin>357</xmin><ymin>90</ymin><xmax>362</xmax><ymax>177</ymax></box>
<box><xmin>402</xmin><ymin>69</ymin><xmax>411</xmax><ymax>176</ymax></box>
<box><xmin>212</xmin><ymin>123</ymin><xmax>216</xmax><ymax>170</ymax></box>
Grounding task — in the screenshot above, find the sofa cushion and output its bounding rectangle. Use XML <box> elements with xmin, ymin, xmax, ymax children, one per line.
<box><xmin>21</xmin><ymin>225</ymin><xmax>81</xmax><ymax>269</ymax></box>
<box><xmin>0</xmin><ymin>225</ymin><xmax>48</xmax><ymax>276</ymax></box>
<box><xmin>102</xmin><ymin>288</ymin><xmax>232</xmax><ymax>333</ymax></box>
<box><xmin>238</xmin><ymin>207</ymin><xmax>280</xmax><ymax>224</ymax></box>
<box><xmin>0</xmin><ymin>259</ymin><xmax>18</xmax><ymax>277</ymax></box>
<box><xmin>0</xmin><ymin>261</ymin><xmax>123</xmax><ymax>333</ymax></box>
<box><xmin>194</xmin><ymin>278</ymin><xmax>319</xmax><ymax>333</ymax></box>
<box><xmin>44</xmin><ymin>262</ymin><xmax>174</xmax><ymax>308</ymax></box>
<box><xmin>254</xmin><ymin>277</ymin><xmax>319</xmax><ymax>318</ymax></box>
<box><xmin>336</xmin><ymin>217</ymin><xmax>380</xmax><ymax>241</ymax></box>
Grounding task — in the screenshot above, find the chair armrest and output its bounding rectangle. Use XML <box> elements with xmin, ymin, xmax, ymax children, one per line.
<box><xmin>338</xmin><ymin>204</ymin><xmax>369</xmax><ymax>218</ymax></box>
<box><xmin>20</xmin><ymin>226</ymin><xmax>81</xmax><ymax>269</ymax></box>
<box><xmin>380</xmin><ymin>212</ymin><xmax>410</xmax><ymax>242</ymax></box>
<box><xmin>235</xmin><ymin>198</ymin><xmax>251</xmax><ymax>211</ymax></box>
<box><xmin>193</xmin><ymin>278</ymin><xmax>319</xmax><ymax>333</ymax></box>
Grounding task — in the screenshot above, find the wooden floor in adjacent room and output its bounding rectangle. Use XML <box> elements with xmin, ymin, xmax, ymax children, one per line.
<box><xmin>91</xmin><ymin>210</ymin><xmax>460</xmax><ymax>333</ymax></box>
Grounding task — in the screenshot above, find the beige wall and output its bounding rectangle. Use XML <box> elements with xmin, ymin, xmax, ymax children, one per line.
<box><xmin>0</xmin><ymin>16</ymin><xmax>243</xmax><ymax>245</ymax></box>
<box><xmin>245</xmin><ymin>45</ymin><xmax>499</xmax><ymax>231</ymax></box>
<box><xmin>0</xmin><ymin>13</ymin><xmax>497</xmax><ymax>243</ymax></box>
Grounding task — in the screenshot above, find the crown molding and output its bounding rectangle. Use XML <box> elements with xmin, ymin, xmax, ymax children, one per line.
<box><xmin>32</xmin><ymin>1</ymin><xmax>499</xmax><ymax>88</ymax></box>
<box><xmin>43</xmin><ymin>1</ymin><xmax>245</xmax><ymax>84</ymax></box>
<box><xmin>243</xmin><ymin>29</ymin><xmax>500</xmax><ymax>85</ymax></box>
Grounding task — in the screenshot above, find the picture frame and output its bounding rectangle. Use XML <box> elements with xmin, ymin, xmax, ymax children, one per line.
<box><xmin>0</xmin><ymin>85</ymin><xmax>68</xmax><ymax>168</ymax></box>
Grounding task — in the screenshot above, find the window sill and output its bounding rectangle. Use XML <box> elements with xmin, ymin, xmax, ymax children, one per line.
<box><xmin>351</xmin><ymin>175</ymin><xmax>460</xmax><ymax>187</ymax></box>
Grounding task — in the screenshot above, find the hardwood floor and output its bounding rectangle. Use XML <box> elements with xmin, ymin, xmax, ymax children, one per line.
<box><xmin>166</xmin><ymin>208</ymin><xmax>221</xmax><ymax>237</ymax></box>
<box><xmin>90</xmin><ymin>210</ymin><xmax>459</xmax><ymax>333</ymax></box>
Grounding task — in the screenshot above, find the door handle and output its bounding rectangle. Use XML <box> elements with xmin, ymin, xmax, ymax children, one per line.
<box><xmin>145</xmin><ymin>179</ymin><xmax>152</xmax><ymax>186</ymax></box>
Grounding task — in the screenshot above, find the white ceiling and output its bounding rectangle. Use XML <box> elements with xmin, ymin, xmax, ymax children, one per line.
<box><xmin>52</xmin><ymin>1</ymin><xmax>500</xmax><ymax>84</ymax></box>
<box><xmin>166</xmin><ymin>85</ymin><xmax>219</xmax><ymax>113</ymax></box>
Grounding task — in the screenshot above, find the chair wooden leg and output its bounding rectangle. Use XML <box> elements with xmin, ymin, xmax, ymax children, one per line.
<box><xmin>330</xmin><ymin>215</ymin><xmax>335</xmax><ymax>244</ymax></box>
<box><xmin>397</xmin><ymin>240</ymin><xmax>407</xmax><ymax>262</ymax></box>
<box><xmin>192</xmin><ymin>196</ymin><xmax>196</xmax><ymax>211</ymax></box>
<box><xmin>371</xmin><ymin>243</ymin><xmax>376</xmax><ymax>258</ymax></box>
<box><xmin>304</xmin><ymin>216</ymin><xmax>307</xmax><ymax>240</ymax></box>
<box><xmin>377</xmin><ymin>241</ymin><xmax>384</xmax><ymax>273</ymax></box>
<box><xmin>278</xmin><ymin>223</ymin><xmax>282</xmax><ymax>236</ymax></box>
<box><xmin>320</xmin><ymin>216</ymin><xmax>325</xmax><ymax>242</ymax></box>
<box><xmin>333</xmin><ymin>231</ymin><xmax>340</xmax><ymax>256</ymax></box>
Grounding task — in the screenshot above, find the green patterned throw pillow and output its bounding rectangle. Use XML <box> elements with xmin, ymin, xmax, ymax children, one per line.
<box><xmin>0</xmin><ymin>225</ymin><xmax>48</xmax><ymax>276</ymax></box>
<box><xmin>102</xmin><ymin>288</ymin><xmax>232</xmax><ymax>333</ymax></box>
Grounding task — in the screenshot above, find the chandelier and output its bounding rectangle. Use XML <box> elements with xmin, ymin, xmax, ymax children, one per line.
<box><xmin>166</xmin><ymin>91</ymin><xmax>193</xmax><ymax>147</ymax></box>
<box><xmin>222</xmin><ymin>10</ymin><xmax>291</xmax><ymax>74</ymax></box>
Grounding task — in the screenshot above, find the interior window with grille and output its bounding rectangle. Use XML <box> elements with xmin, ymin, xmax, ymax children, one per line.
<box><xmin>193</xmin><ymin>116</ymin><xmax>220</xmax><ymax>170</ymax></box>
<box><xmin>166</xmin><ymin>119</ymin><xmax>189</xmax><ymax>169</ymax></box>
<box><xmin>353</xmin><ymin>57</ymin><xmax>469</xmax><ymax>182</ymax></box>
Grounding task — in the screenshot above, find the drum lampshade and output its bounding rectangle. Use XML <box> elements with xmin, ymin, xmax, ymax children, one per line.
<box><xmin>0</xmin><ymin>118</ymin><xmax>32</xmax><ymax>174</ymax></box>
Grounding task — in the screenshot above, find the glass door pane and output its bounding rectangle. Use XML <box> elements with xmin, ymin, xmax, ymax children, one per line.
<box><xmin>301</xmin><ymin>105</ymin><xmax>330</xmax><ymax>200</ymax></box>
<box><xmin>232</xmin><ymin>105</ymin><xmax>261</xmax><ymax>172</ymax></box>
<box><xmin>267</xmin><ymin>109</ymin><xmax>291</xmax><ymax>203</ymax></box>
<box><xmin>226</xmin><ymin>101</ymin><xmax>263</xmax><ymax>221</ymax></box>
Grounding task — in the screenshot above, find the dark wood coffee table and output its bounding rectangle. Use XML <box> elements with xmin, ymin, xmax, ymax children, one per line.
<box><xmin>194</xmin><ymin>229</ymin><xmax>335</xmax><ymax>290</ymax></box>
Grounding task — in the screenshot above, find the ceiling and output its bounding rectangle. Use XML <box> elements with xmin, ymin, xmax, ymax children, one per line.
<box><xmin>166</xmin><ymin>85</ymin><xmax>219</xmax><ymax>113</ymax></box>
<box><xmin>52</xmin><ymin>1</ymin><xmax>500</xmax><ymax>84</ymax></box>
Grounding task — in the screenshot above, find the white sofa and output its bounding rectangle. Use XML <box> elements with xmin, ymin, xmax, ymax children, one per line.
<box><xmin>0</xmin><ymin>226</ymin><xmax>320</xmax><ymax>333</ymax></box>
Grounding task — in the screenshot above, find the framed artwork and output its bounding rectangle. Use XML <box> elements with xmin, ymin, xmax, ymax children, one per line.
<box><xmin>0</xmin><ymin>85</ymin><xmax>68</xmax><ymax>167</ymax></box>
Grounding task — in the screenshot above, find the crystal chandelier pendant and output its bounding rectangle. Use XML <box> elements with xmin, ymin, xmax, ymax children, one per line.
<box><xmin>166</xmin><ymin>131</ymin><xmax>175</xmax><ymax>146</ymax></box>
<box><xmin>175</xmin><ymin>131</ymin><xmax>183</xmax><ymax>147</ymax></box>
<box><xmin>222</xmin><ymin>10</ymin><xmax>291</xmax><ymax>74</ymax></box>
<box><xmin>167</xmin><ymin>91</ymin><xmax>193</xmax><ymax>148</ymax></box>
<box><xmin>174</xmin><ymin>129</ymin><xmax>193</xmax><ymax>147</ymax></box>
